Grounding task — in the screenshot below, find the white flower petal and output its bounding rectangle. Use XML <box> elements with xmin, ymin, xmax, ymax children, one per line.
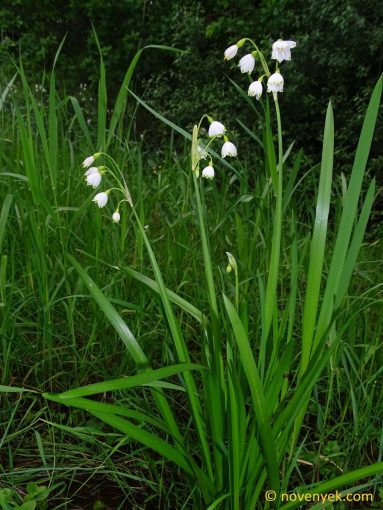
<box><xmin>248</xmin><ymin>81</ymin><xmax>263</xmax><ymax>100</ymax></box>
<box><xmin>208</xmin><ymin>121</ymin><xmax>226</xmax><ymax>137</ymax></box>
<box><xmin>82</xmin><ymin>155</ymin><xmax>95</xmax><ymax>168</ymax></box>
<box><xmin>84</xmin><ymin>166</ymin><xmax>98</xmax><ymax>176</ymax></box>
<box><xmin>202</xmin><ymin>165</ymin><xmax>215</xmax><ymax>180</ymax></box>
<box><xmin>93</xmin><ymin>192</ymin><xmax>108</xmax><ymax>208</ymax></box>
<box><xmin>238</xmin><ymin>54</ymin><xmax>255</xmax><ymax>74</ymax></box>
<box><xmin>86</xmin><ymin>171</ymin><xmax>102</xmax><ymax>188</ymax></box>
<box><xmin>267</xmin><ymin>72</ymin><xmax>284</xmax><ymax>94</ymax></box>
<box><xmin>112</xmin><ymin>212</ymin><xmax>120</xmax><ymax>223</ymax></box>
<box><xmin>224</xmin><ymin>44</ymin><xmax>238</xmax><ymax>60</ymax></box>
<box><xmin>271</xmin><ymin>39</ymin><xmax>296</xmax><ymax>63</ymax></box>
<box><xmin>221</xmin><ymin>141</ymin><xmax>237</xmax><ymax>158</ymax></box>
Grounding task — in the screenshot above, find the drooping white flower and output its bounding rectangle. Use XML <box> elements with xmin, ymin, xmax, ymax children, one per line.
<box><xmin>85</xmin><ymin>168</ymin><xmax>102</xmax><ymax>188</ymax></box>
<box><xmin>238</xmin><ymin>53</ymin><xmax>255</xmax><ymax>74</ymax></box>
<box><xmin>112</xmin><ymin>211</ymin><xmax>120</xmax><ymax>223</ymax></box>
<box><xmin>82</xmin><ymin>152</ymin><xmax>101</xmax><ymax>168</ymax></box>
<box><xmin>93</xmin><ymin>192</ymin><xmax>108</xmax><ymax>208</ymax></box>
<box><xmin>208</xmin><ymin>121</ymin><xmax>226</xmax><ymax>137</ymax></box>
<box><xmin>84</xmin><ymin>166</ymin><xmax>98</xmax><ymax>176</ymax></box>
<box><xmin>248</xmin><ymin>81</ymin><xmax>263</xmax><ymax>100</ymax></box>
<box><xmin>202</xmin><ymin>165</ymin><xmax>215</xmax><ymax>180</ymax></box>
<box><xmin>82</xmin><ymin>155</ymin><xmax>95</xmax><ymax>168</ymax></box>
<box><xmin>267</xmin><ymin>72</ymin><xmax>284</xmax><ymax>98</ymax></box>
<box><xmin>221</xmin><ymin>141</ymin><xmax>237</xmax><ymax>158</ymax></box>
<box><xmin>224</xmin><ymin>44</ymin><xmax>238</xmax><ymax>60</ymax></box>
<box><xmin>271</xmin><ymin>39</ymin><xmax>296</xmax><ymax>63</ymax></box>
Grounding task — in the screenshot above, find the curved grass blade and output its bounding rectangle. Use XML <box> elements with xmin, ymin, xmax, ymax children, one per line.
<box><xmin>335</xmin><ymin>179</ymin><xmax>376</xmax><ymax>307</ymax></box>
<box><xmin>223</xmin><ymin>294</ymin><xmax>280</xmax><ymax>492</ymax></box>
<box><xmin>280</xmin><ymin>462</ymin><xmax>383</xmax><ymax>510</ymax></box>
<box><xmin>43</xmin><ymin>393</ymin><xmax>169</xmax><ymax>433</ymax></box>
<box><xmin>0</xmin><ymin>194</ymin><xmax>13</xmax><ymax>254</ymax></box>
<box><xmin>106</xmin><ymin>44</ymin><xmax>183</xmax><ymax>148</ymax></box>
<box><xmin>123</xmin><ymin>266</ymin><xmax>208</xmax><ymax>325</ymax></box>
<box><xmin>314</xmin><ymin>76</ymin><xmax>382</xmax><ymax>349</ymax></box>
<box><xmin>301</xmin><ymin>101</ymin><xmax>334</xmax><ymax>372</ymax></box>
<box><xmin>57</xmin><ymin>363</ymin><xmax>204</xmax><ymax>398</ymax></box>
<box><xmin>68</xmin><ymin>253</ymin><xmax>148</xmax><ymax>366</ymax></box>
<box><xmin>91</xmin><ymin>411</ymin><xmax>192</xmax><ymax>474</ymax></box>
<box><xmin>131</xmin><ymin>209</ymin><xmax>214</xmax><ymax>479</ymax></box>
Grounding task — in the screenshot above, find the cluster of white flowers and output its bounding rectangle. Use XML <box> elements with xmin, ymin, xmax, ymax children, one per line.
<box><xmin>197</xmin><ymin>119</ymin><xmax>238</xmax><ymax>181</ymax></box>
<box><xmin>82</xmin><ymin>153</ymin><xmax>121</xmax><ymax>222</ymax></box>
<box><xmin>224</xmin><ymin>37</ymin><xmax>296</xmax><ymax>100</ymax></box>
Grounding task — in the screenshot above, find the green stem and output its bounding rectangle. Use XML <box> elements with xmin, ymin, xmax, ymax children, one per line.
<box><xmin>260</xmin><ymin>98</ymin><xmax>283</xmax><ymax>379</ymax></box>
<box><xmin>192</xmin><ymin>172</ymin><xmax>220</xmax><ymax>349</ymax></box>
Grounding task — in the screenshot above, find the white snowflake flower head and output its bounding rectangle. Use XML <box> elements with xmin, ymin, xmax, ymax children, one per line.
<box><xmin>271</xmin><ymin>39</ymin><xmax>296</xmax><ymax>63</ymax></box>
<box><xmin>202</xmin><ymin>165</ymin><xmax>215</xmax><ymax>180</ymax></box>
<box><xmin>208</xmin><ymin>121</ymin><xmax>226</xmax><ymax>137</ymax></box>
<box><xmin>248</xmin><ymin>81</ymin><xmax>263</xmax><ymax>100</ymax></box>
<box><xmin>93</xmin><ymin>192</ymin><xmax>109</xmax><ymax>208</ymax></box>
<box><xmin>84</xmin><ymin>166</ymin><xmax>98</xmax><ymax>176</ymax></box>
<box><xmin>82</xmin><ymin>153</ymin><xmax>101</xmax><ymax>169</ymax></box>
<box><xmin>85</xmin><ymin>168</ymin><xmax>102</xmax><ymax>188</ymax></box>
<box><xmin>267</xmin><ymin>71</ymin><xmax>284</xmax><ymax>99</ymax></box>
<box><xmin>221</xmin><ymin>141</ymin><xmax>237</xmax><ymax>158</ymax></box>
<box><xmin>238</xmin><ymin>53</ymin><xmax>255</xmax><ymax>74</ymax></box>
<box><xmin>224</xmin><ymin>44</ymin><xmax>239</xmax><ymax>60</ymax></box>
<box><xmin>112</xmin><ymin>211</ymin><xmax>121</xmax><ymax>223</ymax></box>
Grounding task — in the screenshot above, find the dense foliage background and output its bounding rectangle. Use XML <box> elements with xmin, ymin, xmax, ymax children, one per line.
<box><xmin>1</xmin><ymin>0</ymin><xmax>383</xmax><ymax>171</ymax></box>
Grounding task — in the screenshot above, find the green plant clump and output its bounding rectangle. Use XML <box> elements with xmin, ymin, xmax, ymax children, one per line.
<box><xmin>0</xmin><ymin>29</ymin><xmax>383</xmax><ymax>510</ymax></box>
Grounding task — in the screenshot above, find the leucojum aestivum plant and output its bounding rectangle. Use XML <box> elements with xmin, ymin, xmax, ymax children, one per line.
<box><xmin>42</xmin><ymin>36</ymin><xmax>383</xmax><ymax>509</ymax></box>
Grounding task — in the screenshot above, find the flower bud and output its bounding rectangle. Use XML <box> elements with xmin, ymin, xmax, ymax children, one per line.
<box><xmin>112</xmin><ymin>211</ymin><xmax>121</xmax><ymax>223</ymax></box>
<box><xmin>82</xmin><ymin>152</ymin><xmax>101</xmax><ymax>168</ymax></box>
<box><xmin>224</xmin><ymin>44</ymin><xmax>239</xmax><ymax>60</ymax></box>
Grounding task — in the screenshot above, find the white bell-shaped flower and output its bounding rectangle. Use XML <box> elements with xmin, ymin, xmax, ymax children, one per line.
<box><xmin>82</xmin><ymin>152</ymin><xmax>101</xmax><ymax>168</ymax></box>
<box><xmin>112</xmin><ymin>211</ymin><xmax>120</xmax><ymax>223</ymax></box>
<box><xmin>221</xmin><ymin>141</ymin><xmax>237</xmax><ymax>158</ymax></box>
<box><xmin>238</xmin><ymin>53</ymin><xmax>255</xmax><ymax>74</ymax></box>
<box><xmin>224</xmin><ymin>44</ymin><xmax>238</xmax><ymax>60</ymax></box>
<box><xmin>267</xmin><ymin>72</ymin><xmax>284</xmax><ymax>96</ymax></box>
<box><xmin>208</xmin><ymin>121</ymin><xmax>226</xmax><ymax>137</ymax></box>
<box><xmin>85</xmin><ymin>167</ymin><xmax>102</xmax><ymax>188</ymax></box>
<box><xmin>271</xmin><ymin>39</ymin><xmax>296</xmax><ymax>63</ymax></box>
<box><xmin>202</xmin><ymin>165</ymin><xmax>215</xmax><ymax>180</ymax></box>
<box><xmin>248</xmin><ymin>81</ymin><xmax>263</xmax><ymax>100</ymax></box>
<box><xmin>93</xmin><ymin>192</ymin><xmax>108</xmax><ymax>208</ymax></box>
<box><xmin>82</xmin><ymin>155</ymin><xmax>95</xmax><ymax>168</ymax></box>
<box><xmin>84</xmin><ymin>166</ymin><xmax>98</xmax><ymax>176</ymax></box>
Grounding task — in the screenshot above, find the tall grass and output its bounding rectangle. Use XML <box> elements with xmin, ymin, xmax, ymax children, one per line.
<box><xmin>1</xmin><ymin>37</ymin><xmax>383</xmax><ymax>509</ymax></box>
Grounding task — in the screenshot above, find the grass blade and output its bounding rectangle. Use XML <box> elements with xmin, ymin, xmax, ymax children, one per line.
<box><xmin>223</xmin><ymin>294</ymin><xmax>280</xmax><ymax>492</ymax></box>
<box><xmin>314</xmin><ymin>76</ymin><xmax>382</xmax><ymax>349</ymax></box>
<box><xmin>301</xmin><ymin>101</ymin><xmax>334</xmax><ymax>372</ymax></box>
<box><xmin>69</xmin><ymin>254</ymin><xmax>148</xmax><ymax>366</ymax></box>
<box><xmin>57</xmin><ymin>363</ymin><xmax>204</xmax><ymax>398</ymax></box>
